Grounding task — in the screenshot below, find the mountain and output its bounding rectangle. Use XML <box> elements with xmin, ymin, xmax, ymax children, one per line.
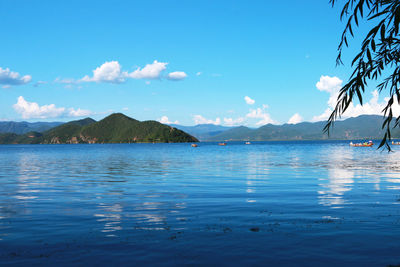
<box><xmin>40</xmin><ymin>117</ymin><xmax>97</xmax><ymax>144</ymax></box>
<box><xmin>0</xmin><ymin>113</ymin><xmax>198</xmax><ymax>144</ymax></box>
<box><xmin>0</xmin><ymin>121</ymin><xmax>63</xmax><ymax>134</ymax></box>
<box><xmin>169</xmin><ymin>124</ymin><xmax>233</xmax><ymax>141</ymax></box>
<box><xmin>207</xmin><ymin>115</ymin><xmax>400</xmax><ymax>141</ymax></box>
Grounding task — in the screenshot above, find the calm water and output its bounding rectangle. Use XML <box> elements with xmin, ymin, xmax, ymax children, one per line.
<box><xmin>1</xmin><ymin>141</ymin><xmax>400</xmax><ymax>266</ymax></box>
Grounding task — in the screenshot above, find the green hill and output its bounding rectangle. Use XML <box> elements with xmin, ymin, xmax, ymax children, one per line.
<box><xmin>79</xmin><ymin>113</ymin><xmax>197</xmax><ymax>143</ymax></box>
<box><xmin>0</xmin><ymin>113</ymin><xmax>198</xmax><ymax>144</ymax></box>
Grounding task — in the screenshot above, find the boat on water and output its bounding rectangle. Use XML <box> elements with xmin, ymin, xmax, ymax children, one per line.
<box><xmin>218</xmin><ymin>142</ymin><xmax>227</xmax><ymax>146</ymax></box>
<box><xmin>392</xmin><ymin>141</ymin><xmax>400</xmax><ymax>145</ymax></box>
<box><xmin>350</xmin><ymin>140</ymin><xmax>373</xmax><ymax>147</ymax></box>
<box><xmin>245</xmin><ymin>141</ymin><xmax>251</xmax><ymax>145</ymax></box>
<box><xmin>191</xmin><ymin>144</ymin><xmax>198</xmax><ymax>147</ymax></box>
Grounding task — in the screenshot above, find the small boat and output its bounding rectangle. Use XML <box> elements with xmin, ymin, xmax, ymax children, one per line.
<box><xmin>245</xmin><ymin>141</ymin><xmax>251</xmax><ymax>145</ymax></box>
<box><xmin>392</xmin><ymin>141</ymin><xmax>400</xmax><ymax>145</ymax></box>
<box><xmin>350</xmin><ymin>141</ymin><xmax>373</xmax><ymax>147</ymax></box>
<box><xmin>191</xmin><ymin>144</ymin><xmax>198</xmax><ymax>147</ymax></box>
<box><xmin>218</xmin><ymin>142</ymin><xmax>227</xmax><ymax>146</ymax></box>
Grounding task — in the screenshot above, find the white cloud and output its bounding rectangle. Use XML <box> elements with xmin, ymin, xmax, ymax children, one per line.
<box><xmin>81</xmin><ymin>61</ymin><xmax>127</xmax><ymax>83</ymax></box>
<box><xmin>316</xmin><ymin>75</ymin><xmax>343</xmax><ymax>108</ymax></box>
<box><xmin>80</xmin><ymin>60</ymin><xmax>173</xmax><ymax>83</ymax></box>
<box><xmin>288</xmin><ymin>113</ymin><xmax>303</xmax><ymax>124</ymax></box>
<box><xmin>244</xmin><ymin>96</ymin><xmax>255</xmax><ymax>105</ymax></box>
<box><xmin>316</xmin><ymin>75</ymin><xmax>343</xmax><ymax>93</ymax></box>
<box><xmin>68</xmin><ymin>108</ymin><xmax>92</xmax><ymax>117</ymax></box>
<box><xmin>223</xmin><ymin>117</ymin><xmax>245</xmax><ymax>126</ymax></box>
<box><xmin>0</xmin><ymin>67</ymin><xmax>31</xmax><ymax>88</ymax></box>
<box><xmin>158</xmin><ymin>116</ymin><xmax>179</xmax><ymax>124</ymax></box>
<box><xmin>196</xmin><ymin>72</ymin><xmax>202</xmax><ymax>76</ymax></box>
<box><xmin>129</xmin><ymin>60</ymin><xmax>167</xmax><ymax>80</ymax></box>
<box><xmin>13</xmin><ymin>96</ymin><xmax>65</xmax><ymax>119</ymax></box>
<box><xmin>13</xmin><ymin>96</ymin><xmax>93</xmax><ymax>119</ymax></box>
<box><xmin>167</xmin><ymin>71</ymin><xmax>187</xmax><ymax>81</ymax></box>
<box><xmin>59</xmin><ymin>60</ymin><xmax>190</xmax><ymax>85</ymax></box>
<box><xmin>246</xmin><ymin>106</ymin><xmax>276</xmax><ymax>126</ymax></box>
<box><xmin>313</xmin><ymin>75</ymin><xmax>400</xmax><ymax>121</ymax></box>
<box><xmin>193</xmin><ymin>115</ymin><xmax>221</xmax><ymax>125</ymax></box>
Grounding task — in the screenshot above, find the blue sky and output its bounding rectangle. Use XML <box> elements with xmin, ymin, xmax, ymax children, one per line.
<box><xmin>0</xmin><ymin>0</ymin><xmax>390</xmax><ymax>126</ymax></box>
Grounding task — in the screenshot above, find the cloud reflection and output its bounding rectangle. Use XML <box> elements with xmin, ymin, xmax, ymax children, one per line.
<box><xmin>318</xmin><ymin>147</ymin><xmax>355</xmax><ymax>208</ymax></box>
<box><xmin>244</xmin><ymin>151</ymin><xmax>270</xmax><ymax>203</ymax></box>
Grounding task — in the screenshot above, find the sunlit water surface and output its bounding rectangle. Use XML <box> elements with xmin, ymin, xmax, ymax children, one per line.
<box><xmin>1</xmin><ymin>141</ymin><xmax>400</xmax><ymax>266</ymax></box>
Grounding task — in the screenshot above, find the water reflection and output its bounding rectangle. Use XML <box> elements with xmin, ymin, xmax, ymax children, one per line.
<box><xmin>15</xmin><ymin>153</ymin><xmax>44</xmax><ymax>201</ymax></box>
<box><xmin>92</xmin><ymin>154</ymin><xmax>189</xmax><ymax>235</ymax></box>
<box><xmin>384</xmin><ymin>152</ymin><xmax>400</xmax><ymax>190</ymax></box>
<box><xmin>244</xmin><ymin>151</ymin><xmax>270</xmax><ymax>203</ymax></box>
<box><xmin>94</xmin><ymin>203</ymin><xmax>123</xmax><ymax>237</ymax></box>
<box><xmin>318</xmin><ymin>147</ymin><xmax>355</xmax><ymax>208</ymax></box>
<box><xmin>132</xmin><ymin>194</ymin><xmax>187</xmax><ymax>231</ymax></box>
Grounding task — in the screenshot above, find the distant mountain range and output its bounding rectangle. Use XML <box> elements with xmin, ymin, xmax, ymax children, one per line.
<box><xmin>1</xmin><ymin>114</ymin><xmax>398</xmax><ymax>144</ymax></box>
<box><xmin>0</xmin><ymin>113</ymin><xmax>198</xmax><ymax>144</ymax></box>
<box><xmin>169</xmin><ymin>115</ymin><xmax>400</xmax><ymax>141</ymax></box>
<box><xmin>0</xmin><ymin>121</ymin><xmax>63</xmax><ymax>134</ymax></box>
<box><xmin>169</xmin><ymin>124</ymin><xmax>233</xmax><ymax>141</ymax></box>
<box><xmin>204</xmin><ymin>115</ymin><xmax>400</xmax><ymax>141</ymax></box>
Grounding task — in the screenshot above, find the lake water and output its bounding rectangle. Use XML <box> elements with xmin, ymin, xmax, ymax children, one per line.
<box><xmin>1</xmin><ymin>141</ymin><xmax>400</xmax><ymax>266</ymax></box>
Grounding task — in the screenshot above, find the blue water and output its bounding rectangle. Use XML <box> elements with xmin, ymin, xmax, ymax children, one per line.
<box><xmin>1</xmin><ymin>141</ymin><xmax>400</xmax><ymax>266</ymax></box>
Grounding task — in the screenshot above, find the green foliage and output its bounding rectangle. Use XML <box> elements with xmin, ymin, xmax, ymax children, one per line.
<box><xmin>0</xmin><ymin>132</ymin><xmax>43</xmax><ymax>144</ymax></box>
<box><xmin>40</xmin><ymin>117</ymin><xmax>96</xmax><ymax>144</ymax></box>
<box><xmin>81</xmin><ymin>113</ymin><xmax>197</xmax><ymax>143</ymax></box>
<box><xmin>0</xmin><ymin>114</ymin><xmax>198</xmax><ymax>144</ymax></box>
<box><xmin>327</xmin><ymin>0</ymin><xmax>400</xmax><ymax>150</ymax></box>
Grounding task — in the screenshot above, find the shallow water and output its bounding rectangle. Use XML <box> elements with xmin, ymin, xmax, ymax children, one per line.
<box><xmin>1</xmin><ymin>141</ymin><xmax>400</xmax><ymax>266</ymax></box>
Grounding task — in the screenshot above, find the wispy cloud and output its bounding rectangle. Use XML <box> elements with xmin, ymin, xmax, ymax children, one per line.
<box><xmin>223</xmin><ymin>117</ymin><xmax>245</xmax><ymax>126</ymax></box>
<box><xmin>33</xmin><ymin>81</ymin><xmax>48</xmax><ymax>87</ymax></box>
<box><xmin>0</xmin><ymin>67</ymin><xmax>31</xmax><ymax>88</ymax></box>
<box><xmin>193</xmin><ymin>115</ymin><xmax>221</xmax><ymax>125</ymax></box>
